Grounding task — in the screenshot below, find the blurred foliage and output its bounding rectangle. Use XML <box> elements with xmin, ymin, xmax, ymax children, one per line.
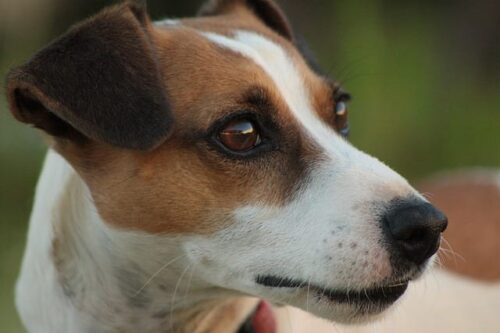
<box><xmin>0</xmin><ymin>0</ymin><xmax>498</xmax><ymax>331</ymax></box>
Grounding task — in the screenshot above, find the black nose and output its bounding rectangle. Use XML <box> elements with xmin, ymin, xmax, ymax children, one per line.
<box><xmin>383</xmin><ymin>200</ymin><xmax>448</xmax><ymax>265</ymax></box>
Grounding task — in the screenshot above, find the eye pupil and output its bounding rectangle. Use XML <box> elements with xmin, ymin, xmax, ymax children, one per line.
<box><xmin>218</xmin><ymin>119</ymin><xmax>261</xmax><ymax>152</ymax></box>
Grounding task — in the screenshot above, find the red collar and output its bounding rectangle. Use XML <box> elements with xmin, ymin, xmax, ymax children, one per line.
<box><xmin>238</xmin><ymin>300</ymin><xmax>277</xmax><ymax>333</ymax></box>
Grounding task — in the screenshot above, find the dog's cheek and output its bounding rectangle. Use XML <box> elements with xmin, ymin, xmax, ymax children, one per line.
<box><xmin>183</xmin><ymin>238</ymin><xmax>246</xmax><ymax>287</ymax></box>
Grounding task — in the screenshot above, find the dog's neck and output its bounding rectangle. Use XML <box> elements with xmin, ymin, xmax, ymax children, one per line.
<box><xmin>16</xmin><ymin>150</ymin><xmax>257</xmax><ymax>333</ymax></box>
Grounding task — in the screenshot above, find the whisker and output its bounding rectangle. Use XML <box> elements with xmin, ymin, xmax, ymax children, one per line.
<box><xmin>182</xmin><ymin>264</ymin><xmax>195</xmax><ymax>301</ymax></box>
<box><xmin>434</xmin><ymin>255</ymin><xmax>444</xmax><ymax>269</ymax></box>
<box><xmin>440</xmin><ymin>237</ymin><xmax>465</xmax><ymax>264</ymax></box>
<box><xmin>133</xmin><ymin>254</ymin><xmax>186</xmax><ymax>297</ymax></box>
<box><xmin>169</xmin><ymin>264</ymin><xmax>191</xmax><ymax>331</ymax></box>
<box><xmin>337</xmin><ymin>72</ymin><xmax>380</xmax><ymax>88</ymax></box>
<box><xmin>420</xmin><ymin>191</ymin><xmax>434</xmax><ymax>200</ymax></box>
<box><xmin>327</xmin><ymin>56</ymin><xmax>370</xmax><ymax>83</ymax></box>
<box><xmin>306</xmin><ymin>278</ymin><xmax>311</xmax><ymax>313</ymax></box>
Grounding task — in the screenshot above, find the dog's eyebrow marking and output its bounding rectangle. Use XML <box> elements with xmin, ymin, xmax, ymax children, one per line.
<box><xmin>243</xmin><ymin>86</ymin><xmax>274</xmax><ymax>111</ymax></box>
<box><xmin>202</xmin><ymin>31</ymin><xmax>350</xmax><ymax>159</ymax></box>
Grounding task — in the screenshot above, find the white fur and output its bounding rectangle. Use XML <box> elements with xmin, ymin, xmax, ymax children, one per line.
<box><xmin>16</xmin><ymin>151</ymin><xmax>80</xmax><ymax>333</ymax></box>
<box><xmin>16</xmin><ymin>151</ymin><xmax>232</xmax><ymax>332</ymax></box>
<box><xmin>186</xmin><ymin>31</ymin><xmax>423</xmax><ymax>322</ymax></box>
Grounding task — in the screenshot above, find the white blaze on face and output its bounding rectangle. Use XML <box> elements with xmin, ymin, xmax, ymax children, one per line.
<box><xmin>185</xmin><ymin>31</ymin><xmax>422</xmax><ymax>321</ymax></box>
<box><xmin>203</xmin><ymin>31</ymin><xmax>409</xmax><ymax>184</ymax></box>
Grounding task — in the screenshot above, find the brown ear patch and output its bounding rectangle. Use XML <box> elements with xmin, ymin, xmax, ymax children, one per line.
<box><xmin>6</xmin><ymin>2</ymin><xmax>172</xmax><ymax>150</ymax></box>
<box><xmin>198</xmin><ymin>0</ymin><xmax>293</xmax><ymax>41</ymax></box>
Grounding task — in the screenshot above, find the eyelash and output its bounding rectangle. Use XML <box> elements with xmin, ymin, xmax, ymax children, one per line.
<box><xmin>334</xmin><ymin>90</ymin><xmax>351</xmax><ymax>104</ymax></box>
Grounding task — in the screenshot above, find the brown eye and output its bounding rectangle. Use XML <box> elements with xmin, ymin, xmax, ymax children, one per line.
<box><xmin>335</xmin><ymin>101</ymin><xmax>350</xmax><ymax>137</ymax></box>
<box><xmin>218</xmin><ymin>119</ymin><xmax>262</xmax><ymax>152</ymax></box>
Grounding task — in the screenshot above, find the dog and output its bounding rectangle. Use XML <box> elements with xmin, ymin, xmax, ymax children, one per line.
<box><xmin>6</xmin><ymin>1</ymin><xmax>448</xmax><ymax>332</ymax></box>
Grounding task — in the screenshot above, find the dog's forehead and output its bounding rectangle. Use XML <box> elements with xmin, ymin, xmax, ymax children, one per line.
<box><xmin>84</xmin><ymin>16</ymin><xmax>342</xmax><ymax>235</ymax></box>
<box><xmin>151</xmin><ymin>16</ymin><xmax>334</xmax><ymax>132</ymax></box>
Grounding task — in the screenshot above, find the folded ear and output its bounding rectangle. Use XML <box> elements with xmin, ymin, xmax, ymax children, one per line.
<box><xmin>198</xmin><ymin>0</ymin><xmax>293</xmax><ymax>41</ymax></box>
<box><xmin>6</xmin><ymin>1</ymin><xmax>171</xmax><ymax>150</ymax></box>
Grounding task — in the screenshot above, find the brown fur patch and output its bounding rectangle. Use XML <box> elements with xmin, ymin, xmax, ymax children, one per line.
<box><xmin>9</xmin><ymin>2</ymin><xmax>345</xmax><ymax>235</ymax></box>
<box><xmin>66</xmin><ymin>10</ymin><xmax>337</xmax><ymax>235</ymax></box>
<box><xmin>73</xmin><ymin>26</ymin><xmax>316</xmax><ymax>234</ymax></box>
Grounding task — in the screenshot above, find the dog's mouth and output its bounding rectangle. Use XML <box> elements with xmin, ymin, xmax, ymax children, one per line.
<box><xmin>256</xmin><ymin>275</ymin><xmax>408</xmax><ymax>307</ymax></box>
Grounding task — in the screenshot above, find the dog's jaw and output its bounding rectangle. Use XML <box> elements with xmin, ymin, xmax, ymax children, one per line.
<box><xmin>15</xmin><ymin>151</ymin><xmax>417</xmax><ymax>332</ymax></box>
<box><xmin>16</xmin><ymin>151</ymin><xmax>257</xmax><ymax>333</ymax></box>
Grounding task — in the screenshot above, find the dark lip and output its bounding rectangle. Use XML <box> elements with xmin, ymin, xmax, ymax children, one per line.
<box><xmin>316</xmin><ymin>282</ymin><xmax>408</xmax><ymax>305</ymax></box>
<box><xmin>256</xmin><ymin>275</ymin><xmax>409</xmax><ymax>305</ymax></box>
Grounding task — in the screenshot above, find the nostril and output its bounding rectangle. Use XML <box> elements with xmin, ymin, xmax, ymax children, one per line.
<box><xmin>390</xmin><ymin>220</ymin><xmax>427</xmax><ymax>242</ymax></box>
<box><xmin>401</xmin><ymin>228</ymin><xmax>427</xmax><ymax>243</ymax></box>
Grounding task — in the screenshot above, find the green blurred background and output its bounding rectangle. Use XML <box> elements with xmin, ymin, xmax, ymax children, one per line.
<box><xmin>0</xmin><ymin>0</ymin><xmax>498</xmax><ymax>331</ymax></box>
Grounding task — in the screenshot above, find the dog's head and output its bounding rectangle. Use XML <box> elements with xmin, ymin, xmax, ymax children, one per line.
<box><xmin>6</xmin><ymin>0</ymin><xmax>447</xmax><ymax>323</ymax></box>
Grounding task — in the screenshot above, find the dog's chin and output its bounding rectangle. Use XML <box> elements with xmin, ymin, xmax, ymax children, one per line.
<box><xmin>296</xmin><ymin>290</ymin><xmax>404</xmax><ymax>325</ymax></box>
<box><xmin>303</xmin><ymin>284</ymin><xmax>408</xmax><ymax>324</ymax></box>
<box><xmin>255</xmin><ymin>275</ymin><xmax>410</xmax><ymax>324</ymax></box>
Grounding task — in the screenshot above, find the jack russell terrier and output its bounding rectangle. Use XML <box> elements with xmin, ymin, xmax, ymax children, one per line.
<box><xmin>6</xmin><ymin>0</ymin><xmax>447</xmax><ymax>332</ymax></box>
